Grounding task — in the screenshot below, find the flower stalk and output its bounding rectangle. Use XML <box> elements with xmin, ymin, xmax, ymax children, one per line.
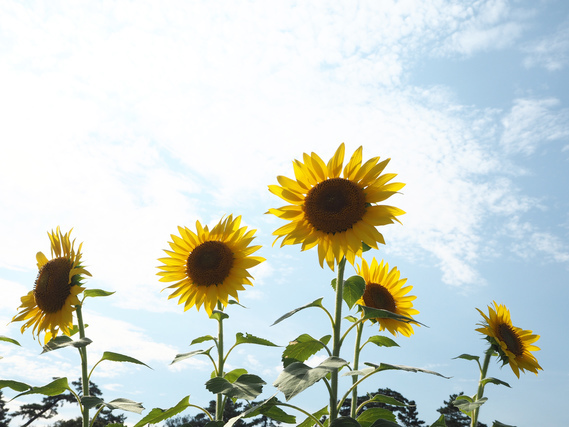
<box><xmin>215</xmin><ymin>302</ymin><xmax>225</xmax><ymax>422</ymax></box>
<box><xmin>329</xmin><ymin>257</ymin><xmax>346</xmax><ymax>422</ymax></box>
<box><xmin>76</xmin><ymin>305</ymin><xmax>89</xmax><ymax>427</ymax></box>
<box><xmin>350</xmin><ymin>322</ymin><xmax>364</xmax><ymax>419</ymax></box>
<box><xmin>471</xmin><ymin>346</ymin><xmax>492</xmax><ymax>427</ymax></box>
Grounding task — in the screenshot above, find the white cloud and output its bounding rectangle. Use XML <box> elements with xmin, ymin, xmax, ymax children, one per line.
<box><xmin>523</xmin><ymin>18</ymin><xmax>569</xmax><ymax>71</ymax></box>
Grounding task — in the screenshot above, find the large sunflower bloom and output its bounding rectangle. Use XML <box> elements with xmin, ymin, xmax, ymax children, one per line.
<box><xmin>12</xmin><ymin>227</ymin><xmax>90</xmax><ymax>344</ymax></box>
<box><xmin>356</xmin><ymin>258</ymin><xmax>418</xmax><ymax>337</ymax></box>
<box><xmin>268</xmin><ymin>143</ymin><xmax>405</xmax><ymax>270</ymax></box>
<box><xmin>476</xmin><ymin>302</ymin><xmax>542</xmax><ymax>378</ymax></box>
<box><xmin>157</xmin><ymin>215</ymin><xmax>265</xmax><ymax>315</ymax></box>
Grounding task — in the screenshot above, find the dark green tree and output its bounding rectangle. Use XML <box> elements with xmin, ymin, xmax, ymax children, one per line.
<box><xmin>340</xmin><ymin>388</ymin><xmax>425</xmax><ymax>427</ymax></box>
<box><xmin>0</xmin><ymin>390</ymin><xmax>11</xmax><ymax>427</ymax></box>
<box><xmin>436</xmin><ymin>393</ymin><xmax>487</xmax><ymax>427</ymax></box>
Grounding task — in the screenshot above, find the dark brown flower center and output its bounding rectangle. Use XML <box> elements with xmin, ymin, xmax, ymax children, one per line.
<box><xmin>497</xmin><ymin>323</ymin><xmax>524</xmax><ymax>357</ymax></box>
<box><xmin>34</xmin><ymin>257</ymin><xmax>72</xmax><ymax>313</ymax></box>
<box><xmin>186</xmin><ymin>241</ymin><xmax>234</xmax><ymax>286</ymax></box>
<box><xmin>362</xmin><ymin>283</ymin><xmax>396</xmax><ymax>312</ymax></box>
<box><xmin>303</xmin><ymin>178</ymin><xmax>366</xmax><ymax>234</ymax></box>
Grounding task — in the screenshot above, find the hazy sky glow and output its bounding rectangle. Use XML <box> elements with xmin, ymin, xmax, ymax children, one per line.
<box><xmin>1</xmin><ymin>1</ymin><xmax>568</xmax><ymax>426</ymax></box>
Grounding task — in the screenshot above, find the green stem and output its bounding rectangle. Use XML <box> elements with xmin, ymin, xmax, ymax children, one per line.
<box><xmin>350</xmin><ymin>322</ymin><xmax>364</xmax><ymax>419</ymax></box>
<box><xmin>329</xmin><ymin>257</ymin><xmax>346</xmax><ymax>422</ymax></box>
<box><xmin>215</xmin><ymin>302</ymin><xmax>225</xmax><ymax>422</ymax></box>
<box><xmin>76</xmin><ymin>305</ymin><xmax>89</xmax><ymax>427</ymax></box>
<box><xmin>471</xmin><ymin>347</ymin><xmax>492</xmax><ymax>427</ymax></box>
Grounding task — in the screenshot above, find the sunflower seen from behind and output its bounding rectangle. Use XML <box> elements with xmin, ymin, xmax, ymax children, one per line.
<box><xmin>356</xmin><ymin>258</ymin><xmax>418</xmax><ymax>337</ymax></box>
<box><xmin>268</xmin><ymin>143</ymin><xmax>405</xmax><ymax>270</ymax></box>
<box><xmin>157</xmin><ymin>215</ymin><xmax>265</xmax><ymax>315</ymax></box>
<box><xmin>12</xmin><ymin>227</ymin><xmax>91</xmax><ymax>344</ymax></box>
<box><xmin>476</xmin><ymin>302</ymin><xmax>542</xmax><ymax>378</ymax></box>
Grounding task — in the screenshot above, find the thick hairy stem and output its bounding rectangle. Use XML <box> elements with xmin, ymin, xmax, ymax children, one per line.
<box><xmin>76</xmin><ymin>306</ymin><xmax>89</xmax><ymax>427</ymax></box>
<box><xmin>329</xmin><ymin>257</ymin><xmax>346</xmax><ymax>422</ymax></box>
<box><xmin>471</xmin><ymin>347</ymin><xmax>492</xmax><ymax>427</ymax></box>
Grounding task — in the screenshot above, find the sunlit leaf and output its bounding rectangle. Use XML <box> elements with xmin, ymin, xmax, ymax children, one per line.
<box><xmin>366</xmin><ymin>394</ymin><xmax>408</xmax><ymax>407</ymax></box>
<box><xmin>0</xmin><ymin>380</ymin><xmax>31</xmax><ymax>392</ymax></box>
<box><xmin>342</xmin><ymin>367</ymin><xmax>376</xmax><ymax>377</ymax></box>
<box><xmin>16</xmin><ymin>377</ymin><xmax>69</xmax><ymax>397</ymax></box>
<box><xmin>191</xmin><ymin>335</ymin><xmax>216</xmax><ymax>345</ymax></box>
<box><xmin>98</xmin><ymin>351</ymin><xmax>152</xmax><ymax>369</ymax></box>
<box><xmin>453</xmin><ymin>354</ymin><xmax>480</xmax><ymax>362</ymax></box>
<box><xmin>282</xmin><ymin>334</ymin><xmax>331</xmax><ymax>364</ymax></box>
<box><xmin>42</xmin><ymin>336</ymin><xmax>92</xmax><ymax>353</ymax></box>
<box><xmin>364</xmin><ymin>336</ymin><xmax>399</xmax><ymax>348</ymax></box>
<box><xmin>481</xmin><ymin>377</ymin><xmax>511</xmax><ymax>388</ymax></box>
<box><xmin>133</xmin><ymin>395</ymin><xmax>192</xmax><ymax>427</ymax></box>
<box><xmin>429</xmin><ymin>415</ymin><xmax>447</xmax><ymax>427</ymax></box>
<box><xmin>244</xmin><ymin>397</ymin><xmax>296</xmax><ymax>424</ymax></box>
<box><xmin>170</xmin><ymin>347</ymin><xmax>213</xmax><ymax>365</ymax></box>
<box><xmin>297</xmin><ymin>406</ymin><xmax>329</xmax><ymax>427</ymax></box>
<box><xmin>225</xmin><ymin>394</ymin><xmax>278</xmax><ymax>427</ymax></box>
<box><xmin>272</xmin><ymin>298</ymin><xmax>324</xmax><ymax>326</ymax></box>
<box><xmin>345</xmin><ymin>315</ymin><xmax>359</xmax><ymax>323</ymax></box>
<box><xmin>82</xmin><ymin>396</ymin><xmax>104</xmax><ymax>409</ymax></box>
<box><xmin>343</xmin><ymin>275</ymin><xmax>365</xmax><ymax>309</ymax></box>
<box><xmin>84</xmin><ymin>289</ymin><xmax>115</xmax><ymax>298</ymax></box>
<box><xmin>209</xmin><ymin>310</ymin><xmax>229</xmax><ymax>321</ymax></box>
<box><xmin>206</xmin><ymin>374</ymin><xmax>266</xmax><ymax>400</ymax></box>
<box><xmin>224</xmin><ymin>368</ymin><xmax>248</xmax><ymax>383</ymax></box>
<box><xmin>0</xmin><ymin>336</ymin><xmax>21</xmax><ymax>346</ymax></box>
<box><xmin>235</xmin><ymin>333</ymin><xmax>278</xmax><ymax>347</ymax></box>
<box><xmin>105</xmin><ymin>398</ymin><xmax>144</xmax><ymax>414</ymax></box>
<box><xmin>360</xmin><ymin>305</ymin><xmax>425</xmax><ymax>326</ymax></box>
<box><xmin>364</xmin><ymin>362</ymin><xmax>450</xmax><ymax>378</ymax></box>
<box><xmin>452</xmin><ymin>397</ymin><xmax>487</xmax><ymax>415</ymax></box>
<box><xmin>357</xmin><ymin>407</ymin><xmax>396</xmax><ymax>426</ymax></box>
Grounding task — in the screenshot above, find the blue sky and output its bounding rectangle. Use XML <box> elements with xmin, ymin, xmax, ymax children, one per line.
<box><xmin>1</xmin><ymin>1</ymin><xmax>568</xmax><ymax>426</ymax></box>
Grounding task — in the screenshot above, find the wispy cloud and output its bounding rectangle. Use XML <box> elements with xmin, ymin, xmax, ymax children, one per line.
<box><xmin>523</xmin><ymin>18</ymin><xmax>569</xmax><ymax>71</ymax></box>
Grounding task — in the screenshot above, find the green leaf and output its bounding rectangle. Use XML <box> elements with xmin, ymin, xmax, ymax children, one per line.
<box><xmin>367</xmin><ymin>394</ymin><xmax>408</xmax><ymax>407</ymax></box>
<box><xmin>0</xmin><ymin>380</ymin><xmax>31</xmax><ymax>392</ymax></box>
<box><xmin>369</xmin><ymin>421</ymin><xmax>401</xmax><ymax>427</ymax></box>
<box><xmin>282</xmin><ymin>334</ymin><xmax>331</xmax><ymax>364</ymax></box>
<box><xmin>105</xmin><ymin>398</ymin><xmax>145</xmax><ymax>414</ymax></box>
<box><xmin>362</xmin><ymin>242</ymin><xmax>372</xmax><ymax>252</ymax></box>
<box><xmin>133</xmin><ymin>395</ymin><xmax>192</xmax><ymax>427</ymax></box>
<box><xmin>244</xmin><ymin>399</ymin><xmax>296</xmax><ymax>424</ymax></box>
<box><xmin>235</xmin><ymin>333</ymin><xmax>278</xmax><ymax>347</ymax></box>
<box><xmin>98</xmin><ymin>351</ymin><xmax>152</xmax><ymax>369</ymax></box>
<box><xmin>481</xmin><ymin>377</ymin><xmax>511</xmax><ymax>388</ymax></box>
<box><xmin>273</xmin><ymin>356</ymin><xmax>349</xmax><ymax>400</ymax></box>
<box><xmin>170</xmin><ymin>347</ymin><xmax>213</xmax><ymax>365</ymax></box>
<box><xmin>429</xmin><ymin>415</ymin><xmax>447</xmax><ymax>427</ymax></box>
<box><xmin>0</xmin><ymin>336</ymin><xmax>21</xmax><ymax>346</ymax></box>
<box><xmin>297</xmin><ymin>406</ymin><xmax>329</xmax><ymax>427</ymax></box>
<box><xmin>209</xmin><ymin>310</ymin><xmax>229</xmax><ymax>321</ymax></box>
<box><xmin>84</xmin><ymin>289</ymin><xmax>115</xmax><ymax>298</ymax></box>
<box><xmin>205</xmin><ymin>374</ymin><xmax>266</xmax><ymax>400</ymax></box>
<box><xmin>345</xmin><ymin>315</ymin><xmax>359</xmax><ymax>323</ymax></box>
<box><xmin>331</xmin><ymin>278</ymin><xmax>337</xmax><ymax>291</ymax></box>
<box><xmin>205</xmin><ymin>422</ymin><xmax>225</xmax><ymax>427</ymax></box>
<box><xmin>225</xmin><ymin>394</ymin><xmax>279</xmax><ymax>427</ymax></box>
<box><xmin>492</xmin><ymin>421</ymin><xmax>516</xmax><ymax>427</ymax></box>
<box><xmin>343</xmin><ymin>275</ymin><xmax>365</xmax><ymax>309</ymax></box>
<box><xmin>330</xmin><ymin>417</ymin><xmax>360</xmax><ymax>426</ymax></box>
<box><xmin>224</xmin><ymin>368</ymin><xmax>248</xmax><ymax>383</ymax></box>
<box><xmin>82</xmin><ymin>396</ymin><xmax>105</xmax><ymax>409</ymax></box>
<box><xmin>360</xmin><ymin>305</ymin><xmax>425</xmax><ymax>326</ymax></box>
<box><xmin>357</xmin><ymin>407</ymin><xmax>396</xmax><ymax>426</ymax></box>
<box><xmin>191</xmin><ymin>335</ymin><xmax>216</xmax><ymax>345</ymax></box>
<box><xmin>452</xmin><ymin>397</ymin><xmax>487</xmax><ymax>415</ymax></box>
<box><xmin>364</xmin><ymin>362</ymin><xmax>450</xmax><ymax>379</ymax></box>
<box><xmin>342</xmin><ymin>367</ymin><xmax>377</xmax><ymax>377</ymax></box>
<box><xmin>42</xmin><ymin>336</ymin><xmax>92</xmax><ymax>353</ymax></box>
<box><xmin>16</xmin><ymin>377</ymin><xmax>69</xmax><ymax>397</ymax></box>
<box><xmin>365</xmin><ymin>336</ymin><xmax>399</xmax><ymax>348</ymax></box>
<box><xmin>453</xmin><ymin>354</ymin><xmax>480</xmax><ymax>362</ymax></box>
<box><xmin>272</xmin><ymin>298</ymin><xmax>324</xmax><ymax>326</ymax></box>
<box><xmin>228</xmin><ymin>299</ymin><xmax>246</xmax><ymax>308</ymax></box>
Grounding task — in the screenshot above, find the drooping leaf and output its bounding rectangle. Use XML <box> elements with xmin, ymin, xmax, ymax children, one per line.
<box><xmin>342</xmin><ymin>367</ymin><xmax>376</xmax><ymax>377</ymax></box>
<box><xmin>235</xmin><ymin>332</ymin><xmax>278</xmax><ymax>347</ymax></box>
<box><xmin>84</xmin><ymin>289</ymin><xmax>115</xmax><ymax>298</ymax></box>
<box><xmin>0</xmin><ymin>380</ymin><xmax>31</xmax><ymax>392</ymax></box>
<box><xmin>282</xmin><ymin>334</ymin><xmax>331</xmax><ymax>364</ymax></box>
<box><xmin>272</xmin><ymin>298</ymin><xmax>325</xmax><ymax>326</ymax></box>
<box><xmin>357</xmin><ymin>407</ymin><xmax>396</xmax><ymax>426</ymax></box>
<box><xmin>481</xmin><ymin>377</ymin><xmax>511</xmax><ymax>388</ymax></box>
<box><xmin>16</xmin><ymin>377</ymin><xmax>69</xmax><ymax>397</ymax></box>
<box><xmin>228</xmin><ymin>299</ymin><xmax>246</xmax><ymax>308</ymax></box>
<box><xmin>209</xmin><ymin>310</ymin><xmax>229</xmax><ymax>321</ymax></box>
<box><xmin>360</xmin><ymin>305</ymin><xmax>425</xmax><ymax>326</ymax></box>
<box><xmin>0</xmin><ymin>336</ymin><xmax>21</xmax><ymax>346</ymax></box>
<box><xmin>453</xmin><ymin>354</ymin><xmax>480</xmax><ymax>362</ymax></box>
<box><xmin>224</xmin><ymin>368</ymin><xmax>248</xmax><ymax>383</ymax></box>
<box><xmin>330</xmin><ymin>417</ymin><xmax>361</xmax><ymax>426</ymax></box>
<box><xmin>452</xmin><ymin>397</ymin><xmax>487</xmax><ymax>415</ymax></box>
<box><xmin>273</xmin><ymin>356</ymin><xmax>349</xmax><ymax>400</ymax></box>
<box><xmin>244</xmin><ymin>398</ymin><xmax>296</xmax><ymax>424</ymax></box>
<box><xmin>297</xmin><ymin>406</ymin><xmax>329</xmax><ymax>427</ymax></box>
<box><xmin>98</xmin><ymin>351</ymin><xmax>152</xmax><ymax>369</ymax></box>
<box><xmin>429</xmin><ymin>415</ymin><xmax>447</xmax><ymax>427</ymax></box>
<box><xmin>492</xmin><ymin>421</ymin><xmax>516</xmax><ymax>427</ymax></box>
<box><xmin>42</xmin><ymin>336</ymin><xmax>92</xmax><ymax>353</ymax></box>
<box><xmin>364</xmin><ymin>336</ymin><xmax>399</xmax><ymax>348</ymax></box>
<box><xmin>206</xmin><ymin>374</ymin><xmax>266</xmax><ymax>400</ymax></box>
<box><xmin>224</xmin><ymin>393</ymin><xmax>279</xmax><ymax>427</ymax></box>
<box><xmin>364</xmin><ymin>362</ymin><xmax>450</xmax><ymax>378</ymax></box>
<box><xmin>191</xmin><ymin>335</ymin><xmax>216</xmax><ymax>345</ymax></box>
<box><xmin>133</xmin><ymin>395</ymin><xmax>193</xmax><ymax>427</ymax></box>
<box><xmin>170</xmin><ymin>347</ymin><xmax>213</xmax><ymax>365</ymax></box>
<box><xmin>343</xmin><ymin>275</ymin><xmax>365</xmax><ymax>309</ymax></box>
<box><xmin>367</xmin><ymin>394</ymin><xmax>408</xmax><ymax>407</ymax></box>
<box><xmin>105</xmin><ymin>398</ymin><xmax>145</xmax><ymax>414</ymax></box>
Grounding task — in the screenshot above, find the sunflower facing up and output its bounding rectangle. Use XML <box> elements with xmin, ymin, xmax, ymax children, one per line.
<box><xmin>356</xmin><ymin>258</ymin><xmax>418</xmax><ymax>337</ymax></box>
<box><xmin>476</xmin><ymin>302</ymin><xmax>542</xmax><ymax>378</ymax></box>
<box><xmin>267</xmin><ymin>143</ymin><xmax>405</xmax><ymax>270</ymax></box>
<box><xmin>12</xmin><ymin>227</ymin><xmax>91</xmax><ymax>344</ymax></box>
<box><xmin>157</xmin><ymin>215</ymin><xmax>265</xmax><ymax>315</ymax></box>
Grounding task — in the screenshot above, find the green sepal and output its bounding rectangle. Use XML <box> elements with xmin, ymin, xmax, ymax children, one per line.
<box><xmin>235</xmin><ymin>332</ymin><xmax>279</xmax><ymax>347</ymax></box>
<box><xmin>297</xmin><ymin>406</ymin><xmax>329</xmax><ymax>427</ymax></box>
<box><xmin>133</xmin><ymin>395</ymin><xmax>192</xmax><ymax>427</ymax></box>
<box><xmin>191</xmin><ymin>335</ymin><xmax>216</xmax><ymax>345</ymax></box>
<box><xmin>98</xmin><ymin>351</ymin><xmax>152</xmax><ymax>369</ymax></box>
<box><xmin>482</xmin><ymin>377</ymin><xmax>511</xmax><ymax>388</ymax></box>
<box><xmin>330</xmin><ymin>417</ymin><xmax>360</xmax><ymax>426</ymax></box>
<box><xmin>84</xmin><ymin>289</ymin><xmax>115</xmax><ymax>298</ymax></box>
<box><xmin>272</xmin><ymin>298</ymin><xmax>324</xmax><ymax>326</ymax></box>
<box><xmin>15</xmin><ymin>377</ymin><xmax>69</xmax><ymax>398</ymax></box>
<box><xmin>492</xmin><ymin>421</ymin><xmax>516</xmax><ymax>427</ymax></box>
<box><xmin>364</xmin><ymin>362</ymin><xmax>450</xmax><ymax>378</ymax></box>
<box><xmin>343</xmin><ymin>275</ymin><xmax>365</xmax><ymax>309</ymax></box>
<box><xmin>282</xmin><ymin>334</ymin><xmax>331</xmax><ymax>365</ymax></box>
<box><xmin>360</xmin><ymin>305</ymin><xmax>425</xmax><ymax>326</ymax></box>
<box><xmin>0</xmin><ymin>380</ymin><xmax>31</xmax><ymax>393</ymax></box>
<box><xmin>170</xmin><ymin>347</ymin><xmax>213</xmax><ymax>365</ymax></box>
<box><xmin>210</xmin><ymin>310</ymin><xmax>229</xmax><ymax>321</ymax></box>
<box><xmin>224</xmin><ymin>368</ymin><xmax>248</xmax><ymax>383</ymax></box>
<box><xmin>364</xmin><ymin>336</ymin><xmax>399</xmax><ymax>348</ymax></box>
<box><xmin>429</xmin><ymin>414</ymin><xmax>448</xmax><ymax>427</ymax></box>
<box><xmin>205</xmin><ymin>374</ymin><xmax>266</xmax><ymax>401</ymax></box>
<box><xmin>362</xmin><ymin>242</ymin><xmax>373</xmax><ymax>252</ymax></box>
<box><xmin>273</xmin><ymin>356</ymin><xmax>349</xmax><ymax>400</ymax></box>
<box><xmin>0</xmin><ymin>336</ymin><xmax>21</xmax><ymax>346</ymax></box>
<box><xmin>357</xmin><ymin>407</ymin><xmax>396</xmax><ymax>425</ymax></box>
<box><xmin>42</xmin><ymin>336</ymin><xmax>92</xmax><ymax>353</ymax></box>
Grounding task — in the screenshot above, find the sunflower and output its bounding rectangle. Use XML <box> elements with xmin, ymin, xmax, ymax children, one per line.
<box><xmin>476</xmin><ymin>302</ymin><xmax>542</xmax><ymax>378</ymax></box>
<box><xmin>355</xmin><ymin>258</ymin><xmax>418</xmax><ymax>337</ymax></box>
<box><xmin>12</xmin><ymin>227</ymin><xmax>90</xmax><ymax>344</ymax></box>
<box><xmin>268</xmin><ymin>143</ymin><xmax>404</xmax><ymax>270</ymax></box>
<box><xmin>157</xmin><ymin>215</ymin><xmax>265</xmax><ymax>315</ymax></box>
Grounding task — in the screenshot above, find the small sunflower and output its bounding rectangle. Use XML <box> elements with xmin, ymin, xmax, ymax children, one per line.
<box><xmin>157</xmin><ymin>215</ymin><xmax>265</xmax><ymax>315</ymax></box>
<box><xmin>356</xmin><ymin>258</ymin><xmax>418</xmax><ymax>337</ymax></box>
<box><xmin>268</xmin><ymin>143</ymin><xmax>405</xmax><ymax>270</ymax></box>
<box><xmin>476</xmin><ymin>302</ymin><xmax>542</xmax><ymax>378</ymax></box>
<box><xmin>12</xmin><ymin>227</ymin><xmax>90</xmax><ymax>344</ymax></box>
